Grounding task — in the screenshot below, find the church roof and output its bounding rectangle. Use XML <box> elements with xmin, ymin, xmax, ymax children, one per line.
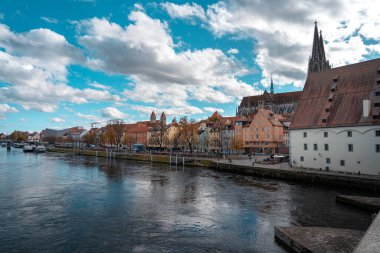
<box><xmin>291</xmin><ymin>58</ymin><xmax>380</xmax><ymax>129</ymax></box>
<box><xmin>240</xmin><ymin>91</ymin><xmax>302</xmax><ymax>108</ymax></box>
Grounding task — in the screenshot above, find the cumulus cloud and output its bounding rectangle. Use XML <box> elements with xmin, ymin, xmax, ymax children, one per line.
<box><xmin>162</xmin><ymin>0</ymin><xmax>380</xmax><ymax>88</ymax></box>
<box><xmin>77</xmin><ymin>10</ymin><xmax>259</xmax><ymax>108</ymax></box>
<box><xmin>132</xmin><ymin>104</ymin><xmax>203</xmax><ymax>116</ymax></box>
<box><xmin>41</xmin><ymin>17</ymin><xmax>59</xmax><ymax>24</ymax></box>
<box><xmin>76</xmin><ymin>112</ymin><xmax>100</xmax><ymax>121</ymax></box>
<box><xmin>227</xmin><ymin>48</ymin><xmax>239</xmax><ymax>54</ymax></box>
<box><xmin>100</xmin><ymin>107</ymin><xmax>127</xmax><ymax>119</ymax></box>
<box><xmin>0</xmin><ymin>24</ymin><xmax>123</xmax><ymax>112</ymax></box>
<box><xmin>51</xmin><ymin>117</ymin><xmax>65</xmax><ymax>123</ymax></box>
<box><xmin>161</xmin><ymin>2</ymin><xmax>206</xmax><ymax>21</ymax></box>
<box><xmin>203</xmin><ymin>107</ymin><xmax>224</xmax><ymax>113</ymax></box>
<box><xmin>0</xmin><ymin>103</ymin><xmax>18</xmax><ymax>119</ymax></box>
<box><xmin>88</xmin><ymin>82</ymin><xmax>110</xmax><ymax>90</ymax></box>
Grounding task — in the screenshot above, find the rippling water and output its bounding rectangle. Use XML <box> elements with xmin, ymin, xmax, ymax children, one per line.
<box><xmin>0</xmin><ymin>149</ymin><xmax>374</xmax><ymax>252</ymax></box>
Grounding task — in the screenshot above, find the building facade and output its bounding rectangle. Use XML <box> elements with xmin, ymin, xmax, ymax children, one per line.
<box><xmin>237</xmin><ymin>109</ymin><xmax>284</xmax><ymax>154</ymax></box>
<box><xmin>290</xmin><ymin>58</ymin><xmax>380</xmax><ymax>175</ymax></box>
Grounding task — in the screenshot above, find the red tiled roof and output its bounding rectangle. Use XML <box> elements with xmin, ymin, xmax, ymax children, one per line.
<box><xmin>291</xmin><ymin>58</ymin><xmax>380</xmax><ymax>129</ymax></box>
<box><xmin>240</xmin><ymin>91</ymin><xmax>302</xmax><ymax>108</ymax></box>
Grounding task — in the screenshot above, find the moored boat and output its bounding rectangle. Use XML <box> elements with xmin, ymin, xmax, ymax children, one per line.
<box><xmin>23</xmin><ymin>145</ymin><xmax>35</xmax><ymax>152</ymax></box>
<box><xmin>34</xmin><ymin>145</ymin><xmax>47</xmax><ymax>153</ymax></box>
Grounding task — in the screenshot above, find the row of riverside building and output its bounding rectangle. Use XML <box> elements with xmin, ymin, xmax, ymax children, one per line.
<box><xmin>20</xmin><ymin>22</ymin><xmax>379</xmax><ymax>175</ymax></box>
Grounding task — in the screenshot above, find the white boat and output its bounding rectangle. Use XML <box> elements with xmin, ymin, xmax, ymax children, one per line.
<box><xmin>34</xmin><ymin>145</ymin><xmax>47</xmax><ymax>153</ymax></box>
<box><xmin>23</xmin><ymin>145</ymin><xmax>35</xmax><ymax>152</ymax></box>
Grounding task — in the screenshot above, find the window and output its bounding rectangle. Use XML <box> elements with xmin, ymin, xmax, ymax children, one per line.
<box><xmin>322</xmin><ymin>118</ymin><xmax>327</xmax><ymax>123</ymax></box>
<box><xmin>304</xmin><ymin>144</ymin><xmax>308</xmax><ymax>150</ymax></box>
<box><xmin>267</xmin><ymin>135</ymin><xmax>270</xmax><ymax>139</ymax></box>
<box><xmin>333</xmin><ymin>75</ymin><xmax>339</xmax><ymax>82</ymax></box>
<box><xmin>375</xmin><ymin>103</ymin><xmax>380</xmax><ymax>107</ymax></box>
<box><xmin>347</xmin><ymin>131</ymin><xmax>352</xmax><ymax>137</ymax></box>
<box><xmin>300</xmin><ymin>156</ymin><xmax>304</xmax><ymax>162</ymax></box>
<box><xmin>256</xmin><ymin>134</ymin><xmax>259</xmax><ymax>139</ymax></box>
<box><xmin>314</xmin><ymin>144</ymin><xmax>318</xmax><ymax>150</ymax></box>
<box><xmin>348</xmin><ymin>144</ymin><xmax>353</xmax><ymax>152</ymax></box>
<box><xmin>340</xmin><ymin>160</ymin><xmax>345</xmax><ymax>166</ymax></box>
<box><xmin>325</xmin><ymin>108</ymin><xmax>330</xmax><ymax>112</ymax></box>
<box><xmin>376</xmin><ymin>144</ymin><xmax>380</xmax><ymax>153</ymax></box>
<box><xmin>262</xmin><ymin>128</ymin><xmax>264</xmax><ymax>132</ymax></box>
<box><xmin>324</xmin><ymin>132</ymin><xmax>328</xmax><ymax>137</ymax></box>
<box><xmin>376</xmin><ymin>130</ymin><xmax>380</xmax><ymax>137</ymax></box>
<box><xmin>326</xmin><ymin>158</ymin><xmax>331</xmax><ymax>164</ymax></box>
<box><xmin>324</xmin><ymin>144</ymin><xmax>329</xmax><ymax>151</ymax></box>
<box><xmin>375</xmin><ymin>91</ymin><xmax>380</xmax><ymax>96</ymax></box>
<box><xmin>303</xmin><ymin>132</ymin><xmax>307</xmax><ymax>138</ymax></box>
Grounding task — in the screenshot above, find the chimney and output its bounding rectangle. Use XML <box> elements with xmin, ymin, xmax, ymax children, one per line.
<box><xmin>363</xmin><ymin>100</ymin><xmax>370</xmax><ymax>117</ymax></box>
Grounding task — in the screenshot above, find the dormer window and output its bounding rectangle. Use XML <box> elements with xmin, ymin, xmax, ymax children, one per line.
<box><xmin>377</xmin><ymin>67</ymin><xmax>380</xmax><ymax>74</ymax></box>
<box><xmin>322</xmin><ymin>118</ymin><xmax>327</xmax><ymax>123</ymax></box>
<box><xmin>331</xmin><ymin>83</ymin><xmax>336</xmax><ymax>92</ymax></box>
<box><xmin>376</xmin><ymin>77</ymin><xmax>380</xmax><ymax>85</ymax></box>
<box><xmin>325</xmin><ymin>108</ymin><xmax>330</xmax><ymax>113</ymax></box>
<box><xmin>333</xmin><ymin>75</ymin><xmax>339</xmax><ymax>82</ymax></box>
<box><xmin>328</xmin><ymin>95</ymin><xmax>333</xmax><ymax>102</ymax></box>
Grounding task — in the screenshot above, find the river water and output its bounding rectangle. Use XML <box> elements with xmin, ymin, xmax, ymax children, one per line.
<box><xmin>0</xmin><ymin>148</ymin><xmax>375</xmax><ymax>252</ymax></box>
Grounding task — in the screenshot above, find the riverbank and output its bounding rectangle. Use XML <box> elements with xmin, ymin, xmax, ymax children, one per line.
<box><xmin>48</xmin><ymin>147</ymin><xmax>380</xmax><ymax>192</ymax></box>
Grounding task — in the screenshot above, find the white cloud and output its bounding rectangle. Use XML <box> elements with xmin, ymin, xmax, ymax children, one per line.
<box><xmin>88</xmin><ymin>82</ymin><xmax>110</xmax><ymax>90</ymax></box>
<box><xmin>77</xmin><ymin>10</ymin><xmax>259</xmax><ymax>108</ymax></box>
<box><xmin>41</xmin><ymin>17</ymin><xmax>58</xmax><ymax>24</ymax></box>
<box><xmin>51</xmin><ymin>117</ymin><xmax>65</xmax><ymax>123</ymax></box>
<box><xmin>203</xmin><ymin>107</ymin><xmax>224</xmax><ymax>113</ymax></box>
<box><xmin>132</xmin><ymin>104</ymin><xmax>203</xmax><ymax>117</ymax></box>
<box><xmin>0</xmin><ymin>24</ymin><xmax>123</xmax><ymax>112</ymax></box>
<box><xmin>0</xmin><ymin>103</ymin><xmax>18</xmax><ymax>119</ymax></box>
<box><xmin>100</xmin><ymin>107</ymin><xmax>127</xmax><ymax>119</ymax></box>
<box><xmin>163</xmin><ymin>0</ymin><xmax>380</xmax><ymax>88</ymax></box>
<box><xmin>76</xmin><ymin>112</ymin><xmax>100</xmax><ymax>121</ymax></box>
<box><xmin>161</xmin><ymin>2</ymin><xmax>206</xmax><ymax>21</ymax></box>
<box><xmin>227</xmin><ymin>48</ymin><xmax>239</xmax><ymax>54</ymax></box>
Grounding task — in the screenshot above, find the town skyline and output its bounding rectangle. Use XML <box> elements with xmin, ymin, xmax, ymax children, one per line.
<box><xmin>1</xmin><ymin>0</ymin><xmax>380</xmax><ymax>133</ymax></box>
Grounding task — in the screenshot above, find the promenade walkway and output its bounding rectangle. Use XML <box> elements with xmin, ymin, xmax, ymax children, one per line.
<box><xmin>209</xmin><ymin>157</ymin><xmax>380</xmax><ymax>181</ymax></box>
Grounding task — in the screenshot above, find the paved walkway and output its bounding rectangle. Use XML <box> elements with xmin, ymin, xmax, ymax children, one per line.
<box><xmin>354</xmin><ymin>213</ymin><xmax>380</xmax><ymax>253</ymax></box>
<box><xmin>207</xmin><ymin>157</ymin><xmax>380</xmax><ymax>181</ymax></box>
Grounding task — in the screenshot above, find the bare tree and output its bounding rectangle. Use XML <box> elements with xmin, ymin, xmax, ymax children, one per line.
<box><xmin>177</xmin><ymin>117</ymin><xmax>198</xmax><ymax>152</ymax></box>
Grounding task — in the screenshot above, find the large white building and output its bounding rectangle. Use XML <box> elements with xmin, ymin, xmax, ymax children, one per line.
<box><xmin>290</xmin><ymin>58</ymin><xmax>380</xmax><ymax>175</ymax></box>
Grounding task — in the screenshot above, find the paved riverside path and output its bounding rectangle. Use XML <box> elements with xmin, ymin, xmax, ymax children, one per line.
<box><xmin>354</xmin><ymin>213</ymin><xmax>380</xmax><ymax>253</ymax></box>
<box><xmin>336</xmin><ymin>195</ymin><xmax>380</xmax><ymax>211</ymax></box>
<box><xmin>209</xmin><ymin>157</ymin><xmax>380</xmax><ymax>181</ymax></box>
<box><xmin>274</xmin><ymin>226</ymin><xmax>363</xmax><ymax>253</ymax></box>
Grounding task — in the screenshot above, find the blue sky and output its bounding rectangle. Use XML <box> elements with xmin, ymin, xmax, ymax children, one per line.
<box><xmin>0</xmin><ymin>0</ymin><xmax>379</xmax><ymax>133</ymax></box>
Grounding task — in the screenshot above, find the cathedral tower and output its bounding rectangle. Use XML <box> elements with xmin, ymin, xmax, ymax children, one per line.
<box><xmin>150</xmin><ymin>111</ymin><xmax>156</xmax><ymax>123</ymax></box>
<box><xmin>160</xmin><ymin>111</ymin><xmax>166</xmax><ymax>125</ymax></box>
<box><xmin>308</xmin><ymin>21</ymin><xmax>331</xmax><ymax>73</ymax></box>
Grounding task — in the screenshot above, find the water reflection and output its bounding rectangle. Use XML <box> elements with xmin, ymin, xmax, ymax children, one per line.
<box><xmin>0</xmin><ymin>149</ymin><xmax>374</xmax><ymax>253</ymax></box>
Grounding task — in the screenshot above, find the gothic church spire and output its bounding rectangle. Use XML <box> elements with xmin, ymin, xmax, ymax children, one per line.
<box><xmin>270</xmin><ymin>75</ymin><xmax>274</xmax><ymax>94</ymax></box>
<box><xmin>308</xmin><ymin>21</ymin><xmax>331</xmax><ymax>73</ymax></box>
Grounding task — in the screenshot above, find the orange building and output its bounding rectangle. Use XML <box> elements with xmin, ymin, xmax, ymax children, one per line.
<box><xmin>235</xmin><ymin>109</ymin><xmax>284</xmax><ymax>154</ymax></box>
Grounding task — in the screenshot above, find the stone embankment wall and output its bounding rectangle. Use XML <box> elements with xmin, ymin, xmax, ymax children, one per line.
<box><xmin>49</xmin><ymin>148</ymin><xmax>380</xmax><ymax>192</ymax></box>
